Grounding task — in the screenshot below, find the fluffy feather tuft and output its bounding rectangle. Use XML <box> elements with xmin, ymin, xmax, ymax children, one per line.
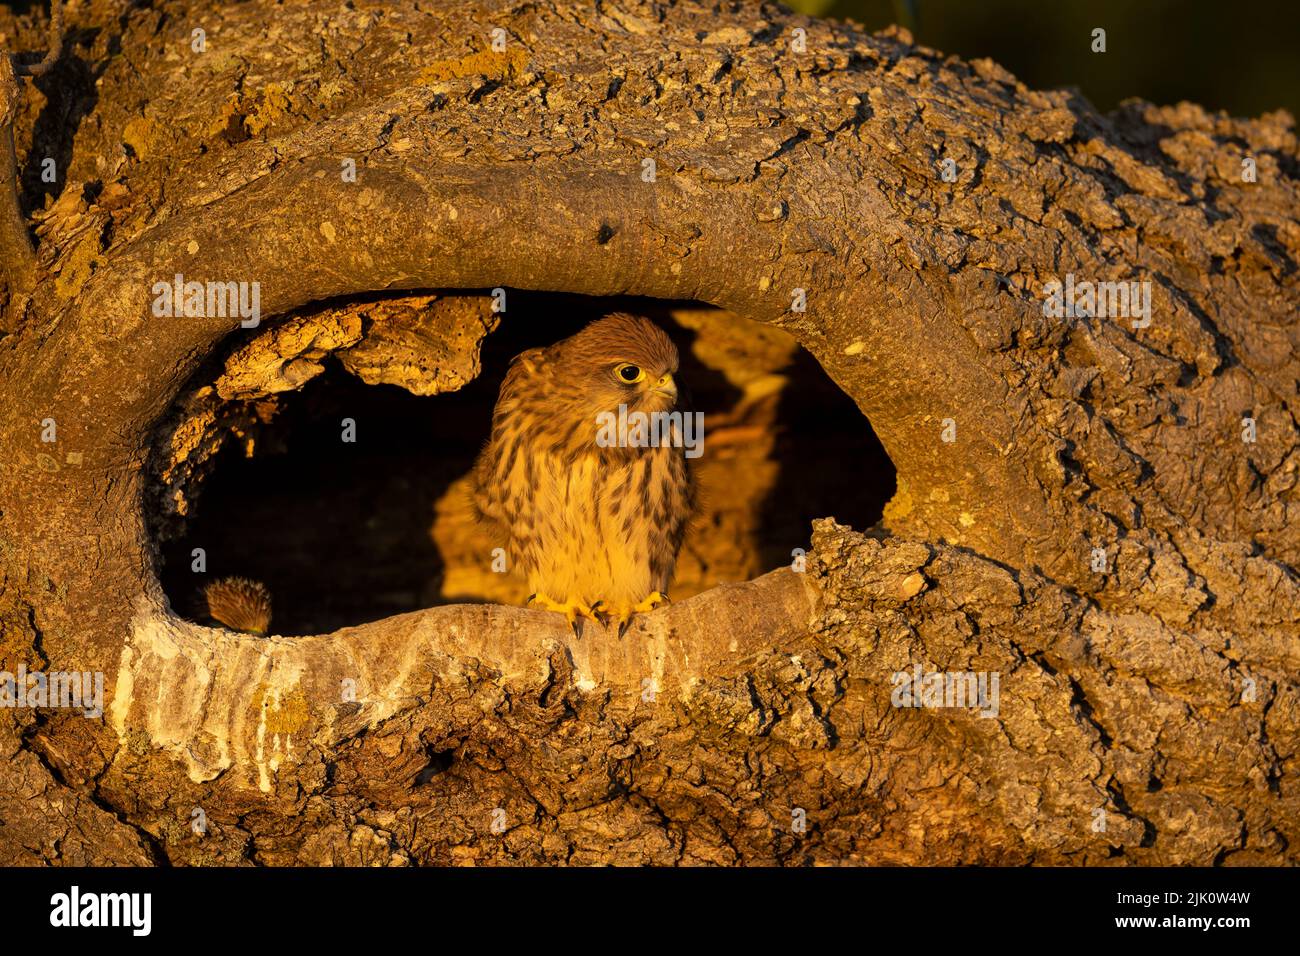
<box><xmin>204</xmin><ymin>576</ymin><xmax>272</xmax><ymax>635</ymax></box>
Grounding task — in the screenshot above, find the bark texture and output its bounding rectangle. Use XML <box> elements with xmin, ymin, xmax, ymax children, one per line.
<box><xmin>0</xmin><ymin>0</ymin><xmax>1297</xmax><ymax>865</ymax></box>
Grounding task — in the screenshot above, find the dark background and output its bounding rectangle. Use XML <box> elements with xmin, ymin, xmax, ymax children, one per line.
<box><xmin>791</xmin><ymin>0</ymin><xmax>1299</xmax><ymax>118</ymax></box>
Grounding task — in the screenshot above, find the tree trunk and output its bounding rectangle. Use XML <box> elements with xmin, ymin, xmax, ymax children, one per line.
<box><xmin>0</xmin><ymin>0</ymin><xmax>1296</xmax><ymax>865</ymax></box>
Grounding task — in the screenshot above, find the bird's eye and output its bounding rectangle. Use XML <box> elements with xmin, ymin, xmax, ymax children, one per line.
<box><xmin>615</xmin><ymin>363</ymin><xmax>645</xmax><ymax>384</ymax></box>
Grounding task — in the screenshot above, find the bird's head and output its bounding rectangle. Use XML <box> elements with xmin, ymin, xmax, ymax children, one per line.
<box><xmin>554</xmin><ymin>312</ymin><xmax>681</xmax><ymax>420</ymax></box>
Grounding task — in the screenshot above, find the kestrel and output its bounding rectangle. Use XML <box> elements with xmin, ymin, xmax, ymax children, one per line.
<box><xmin>472</xmin><ymin>313</ymin><xmax>695</xmax><ymax>636</ymax></box>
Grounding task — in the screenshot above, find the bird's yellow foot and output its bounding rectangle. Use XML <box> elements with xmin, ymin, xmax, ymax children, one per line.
<box><xmin>527</xmin><ymin>592</ymin><xmax>602</xmax><ymax>638</ymax></box>
<box><xmin>635</xmin><ymin>591</ymin><xmax>671</xmax><ymax>613</ymax></box>
<box><xmin>600</xmin><ymin>592</ymin><xmax>671</xmax><ymax>638</ymax></box>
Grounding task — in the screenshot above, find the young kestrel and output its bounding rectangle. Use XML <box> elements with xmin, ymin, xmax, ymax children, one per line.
<box><xmin>472</xmin><ymin>313</ymin><xmax>695</xmax><ymax>636</ymax></box>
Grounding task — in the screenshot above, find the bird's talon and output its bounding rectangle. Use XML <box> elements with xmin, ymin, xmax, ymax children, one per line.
<box><xmin>583</xmin><ymin>592</ymin><xmax>670</xmax><ymax>638</ymax></box>
<box><xmin>632</xmin><ymin>591</ymin><xmax>670</xmax><ymax>614</ymax></box>
<box><xmin>527</xmin><ymin>592</ymin><xmax>601</xmax><ymax>636</ymax></box>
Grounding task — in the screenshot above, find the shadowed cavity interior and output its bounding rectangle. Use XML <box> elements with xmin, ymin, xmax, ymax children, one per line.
<box><xmin>149</xmin><ymin>292</ymin><xmax>896</xmax><ymax>635</ymax></box>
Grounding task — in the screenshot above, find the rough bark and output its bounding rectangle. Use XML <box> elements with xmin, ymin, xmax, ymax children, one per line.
<box><xmin>0</xmin><ymin>0</ymin><xmax>1296</xmax><ymax>865</ymax></box>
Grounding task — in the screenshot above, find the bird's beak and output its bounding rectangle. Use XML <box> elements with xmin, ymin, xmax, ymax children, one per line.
<box><xmin>652</xmin><ymin>373</ymin><xmax>677</xmax><ymax>399</ymax></box>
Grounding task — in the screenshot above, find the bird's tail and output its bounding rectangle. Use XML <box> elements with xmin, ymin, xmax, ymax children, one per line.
<box><xmin>203</xmin><ymin>576</ymin><xmax>272</xmax><ymax>635</ymax></box>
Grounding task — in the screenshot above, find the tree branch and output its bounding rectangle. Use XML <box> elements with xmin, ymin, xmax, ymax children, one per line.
<box><xmin>1</xmin><ymin>0</ymin><xmax>65</xmax><ymax>299</ymax></box>
<box><xmin>12</xmin><ymin>0</ymin><xmax>64</xmax><ymax>77</ymax></box>
<box><xmin>0</xmin><ymin>55</ymin><xmax>35</xmax><ymax>296</ymax></box>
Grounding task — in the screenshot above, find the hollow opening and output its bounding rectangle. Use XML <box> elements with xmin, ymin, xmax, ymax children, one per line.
<box><xmin>148</xmin><ymin>291</ymin><xmax>896</xmax><ymax>635</ymax></box>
